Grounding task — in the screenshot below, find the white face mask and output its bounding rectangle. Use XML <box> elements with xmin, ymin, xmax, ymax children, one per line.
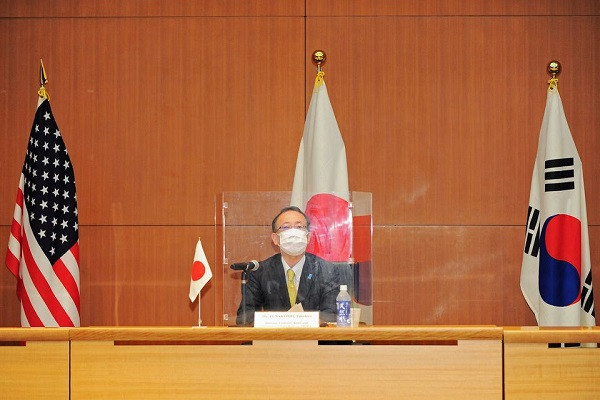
<box><xmin>278</xmin><ymin>228</ymin><xmax>308</xmax><ymax>256</ymax></box>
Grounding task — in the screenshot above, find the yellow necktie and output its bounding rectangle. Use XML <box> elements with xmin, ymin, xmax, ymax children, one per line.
<box><xmin>287</xmin><ymin>269</ymin><xmax>297</xmax><ymax>305</ymax></box>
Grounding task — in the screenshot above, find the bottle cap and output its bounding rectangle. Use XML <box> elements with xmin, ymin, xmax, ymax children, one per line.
<box><xmin>340</xmin><ymin>285</ymin><xmax>347</xmax><ymax>291</ymax></box>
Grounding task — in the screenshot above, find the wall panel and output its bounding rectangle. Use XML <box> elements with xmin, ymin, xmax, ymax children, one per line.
<box><xmin>306</xmin><ymin>16</ymin><xmax>600</xmax><ymax>225</ymax></box>
<box><xmin>307</xmin><ymin>0</ymin><xmax>600</xmax><ymax>16</ymax></box>
<box><xmin>1</xmin><ymin>225</ymin><xmax>217</xmax><ymax>327</ymax></box>
<box><xmin>373</xmin><ymin>225</ymin><xmax>600</xmax><ymax>326</ymax></box>
<box><xmin>0</xmin><ymin>17</ymin><xmax>305</xmax><ymax>226</ymax></box>
<box><xmin>1</xmin><ymin>3</ymin><xmax>599</xmax><ymax>327</ymax></box>
<box><xmin>373</xmin><ymin>226</ymin><xmax>530</xmax><ymax>325</ymax></box>
<box><xmin>80</xmin><ymin>226</ymin><xmax>217</xmax><ymax>326</ymax></box>
<box><xmin>0</xmin><ymin>0</ymin><xmax>304</xmax><ymax>17</ymax></box>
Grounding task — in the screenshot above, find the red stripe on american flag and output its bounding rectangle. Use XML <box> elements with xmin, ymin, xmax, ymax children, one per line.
<box><xmin>15</xmin><ymin>185</ymin><xmax>23</xmax><ymax>208</ymax></box>
<box><xmin>18</xmin><ymin>277</ymin><xmax>43</xmax><ymax>327</ymax></box>
<box><xmin>54</xmin><ymin>254</ymin><xmax>80</xmax><ymax>313</ymax></box>
<box><xmin>70</xmin><ymin>241</ymin><xmax>80</xmax><ymax>262</ymax></box>
<box><xmin>5</xmin><ymin>249</ymin><xmax>20</xmax><ymax>278</ymax></box>
<box><xmin>22</xmin><ymin>232</ymin><xmax>75</xmax><ymax>327</ymax></box>
<box><xmin>6</xmin><ymin>187</ymin><xmax>24</xmax><ymax>277</ymax></box>
<box><xmin>10</xmin><ymin>218</ymin><xmax>22</xmax><ymax>243</ymax></box>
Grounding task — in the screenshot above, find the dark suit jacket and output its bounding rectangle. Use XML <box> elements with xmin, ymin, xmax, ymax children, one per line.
<box><xmin>236</xmin><ymin>253</ymin><xmax>339</xmax><ymax>325</ymax></box>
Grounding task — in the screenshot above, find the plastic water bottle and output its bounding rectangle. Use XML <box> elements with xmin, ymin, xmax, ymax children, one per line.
<box><xmin>336</xmin><ymin>285</ymin><xmax>351</xmax><ymax>327</ymax></box>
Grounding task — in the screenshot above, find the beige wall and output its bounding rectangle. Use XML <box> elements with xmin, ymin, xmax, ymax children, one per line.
<box><xmin>1</xmin><ymin>0</ymin><xmax>599</xmax><ymax>326</ymax></box>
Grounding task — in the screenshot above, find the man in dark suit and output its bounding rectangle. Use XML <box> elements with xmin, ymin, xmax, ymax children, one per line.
<box><xmin>236</xmin><ymin>206</ymin><xmax>339</xmax><ymax>325</ymax></box>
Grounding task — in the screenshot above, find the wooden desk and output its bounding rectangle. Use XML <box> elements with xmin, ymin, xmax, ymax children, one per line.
<box><xmin>0</xmin><ymin>328</ymin><xmax>70</xmax><ymax>400</ymax></box>
<box><xmin>69</xmin><ymin>326</ymin><xmax>502</xmax><ymax>400</ymax></box>
<box><xmin>504</xmin><ymin>327</ymin><xmax>600</xmax><ymax>400</ymax></box>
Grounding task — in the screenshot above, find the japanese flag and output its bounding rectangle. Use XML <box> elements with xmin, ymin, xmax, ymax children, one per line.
<box><xmin>291</xmin><ymin>71</ymin><xmax>351</xmax><ymax>262</ymax></box>
<box><xmin>189</xmin><ymin>239</ymin><xmax>212</xmax><ymax>302</ymax></box>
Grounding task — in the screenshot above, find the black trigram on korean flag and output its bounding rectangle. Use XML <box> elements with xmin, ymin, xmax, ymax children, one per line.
<box><xmin>581</xmin><ymin>270</ymin><xmax>595</xmax><ymax>318</ymax></box>
<box><xmin>524</xmin><ymin>206</ymin><xmax>540</xmax><ymax>257</ymax></box>
<box><xmin>545</xmin><ymin>157</ymin><xmax>575</xmax><ymax>192</ymax></box>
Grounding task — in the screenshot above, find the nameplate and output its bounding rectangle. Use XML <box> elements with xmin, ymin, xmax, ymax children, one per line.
<box><xmin>254</xmin><ymin>312</ymin><xmax>319</xmax><ymax>328</ymax></box>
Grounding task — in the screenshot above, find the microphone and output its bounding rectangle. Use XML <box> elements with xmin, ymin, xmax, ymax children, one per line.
<box><xmin>230</xmin><ymin>260</ymin><xmax>260</xmax><ymax>272</ymax></box>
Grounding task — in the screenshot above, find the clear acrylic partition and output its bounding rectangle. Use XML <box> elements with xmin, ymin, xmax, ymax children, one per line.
<box><xmin>217</xmin><ymin>191</ymin><xmax>372</xmax><ymax>326</ymax></box>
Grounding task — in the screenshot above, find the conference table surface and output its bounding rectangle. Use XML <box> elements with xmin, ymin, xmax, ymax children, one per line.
<box><xmin>0</xmin><ymin>324</ymin><xmax>503</xmax><ymax>340</ymax></box>
<box><xmin>2</xmin><ymin>326</ymin><xmax>598</xmax><ymax>400</ymax></box>
<box><xmin>2</xmin><ymin>325</ymin><xmax>504</xmax><ymax>400</ymax></box>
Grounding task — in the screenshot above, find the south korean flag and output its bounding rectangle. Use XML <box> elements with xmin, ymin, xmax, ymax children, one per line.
<box><xmin>520</xmin><ymin>86</ymin><xmax>595</xmax><ymax>327</ymax></box>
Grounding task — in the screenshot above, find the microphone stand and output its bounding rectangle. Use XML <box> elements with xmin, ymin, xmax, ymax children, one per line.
<box><xmin>231</xmin><ymin>261</ymin><xmax>258</xmax><ymax>326</ymax></box>
<box><xmin>241</xmin><ymin>270</ymin><xmax>248</xmax><ymax>326</ymax></box>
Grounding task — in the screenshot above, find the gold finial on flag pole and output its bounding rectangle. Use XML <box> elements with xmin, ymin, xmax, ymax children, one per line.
<box><xmin>38</xmin><ymin>59</ymin><xmax>49</xmax><ymax>99</ymax></box>
<box><xmin>312</xmin><ymin>50</ymin><xmax>326</xmax><ymax>72</ymax></box>
<box><xmin>311</xmin><ymin>50</ymin><xmax>326</xmax><ymax>90</ymax></box>
<box><xmin>547</xmin><ymin>60</ymin><xmax>561</xmax><ymax>91</ymax></box>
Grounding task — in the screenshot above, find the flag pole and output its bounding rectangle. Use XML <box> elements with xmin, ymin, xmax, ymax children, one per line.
<box><xmin>38</xmin><ymin>59</ymin><xmax>49</xmax><ymax>99</ymax></box>
<box><xmin>197</xmin><ymin>236</ymin><xmax>202</xmax><ymax>327</ymax></box>
<box><xmin>547</xmin><ymin>60</ymin><xmax>561</xmax><ymax>91</ymax></box>
<box><xmin>198</xmin><ymin>294</ymin><xmax>202</xmax><ymax>327</ymax></box>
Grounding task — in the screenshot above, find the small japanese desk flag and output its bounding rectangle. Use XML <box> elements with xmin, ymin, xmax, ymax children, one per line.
<box><xmin>189</xmin><ymin>239</ymin><xmax>212</xmax><ymax>302</ymax></box>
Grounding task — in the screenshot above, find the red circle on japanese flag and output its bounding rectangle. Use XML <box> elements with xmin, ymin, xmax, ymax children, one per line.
<box><xmin>191</xmin><ymin>261</ymin><xmax>206</xmax><ymax>281</ymax></box>
<box><xmin>305</xmin><ymin>193</ymin><xmax>351</xmax><ymax>262</ymax></box>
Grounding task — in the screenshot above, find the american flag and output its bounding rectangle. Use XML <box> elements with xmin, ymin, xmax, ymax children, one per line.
<box><xmin>5</xmin><ymin>96</ymin><xmax>80</xmax><ymax>327</ymax></box>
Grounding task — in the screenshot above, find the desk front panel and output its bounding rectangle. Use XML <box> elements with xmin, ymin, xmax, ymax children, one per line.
<box><xmin>71</xmin><ymin>338</ymin><xmax>502</xmax><ymax>400</ymax></box>
<box><xmin>0</xmin><ymin>340</ymin><xmax>70</xmax><ymax>400</ymax></box>
<box><xmin>504</xmin><ymin>328</ymin><xmax>600</xmax><ymax>400</ymax></box>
